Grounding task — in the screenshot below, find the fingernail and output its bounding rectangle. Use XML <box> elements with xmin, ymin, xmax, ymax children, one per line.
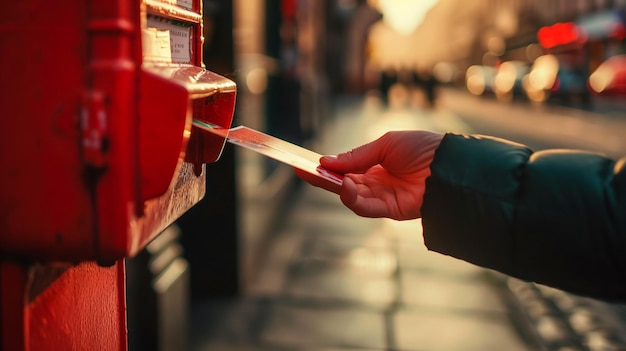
<box><xmin>321</xmin><ymin>155</ymin><xmax>337</xmax><ymax>162</ymax></box>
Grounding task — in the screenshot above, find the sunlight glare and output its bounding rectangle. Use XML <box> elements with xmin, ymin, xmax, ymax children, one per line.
<box><xmin>379</xmin><ymin>0</ymin><xmax>439</xmax><ymax>35</ymax></box>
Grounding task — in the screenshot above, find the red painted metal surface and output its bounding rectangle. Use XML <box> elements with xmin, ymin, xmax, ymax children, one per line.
<box><xmin>0</xmin><ymin>0</ymin><xmax>235</xmax><ymax>349</ymax></box>
<box><xmin>1</xmin><ymin>262</ymin><xmax>28</xmax><ymax>351</ymax></box>
<box><xmin>1</xmin><ymin>260</ymin><xmax>128</xmax><ymax>351</ymax></box>
<box><xmin>0</xmin><ymin>0</ymin><xmax>236</xmax><ymax>263</ymax></box>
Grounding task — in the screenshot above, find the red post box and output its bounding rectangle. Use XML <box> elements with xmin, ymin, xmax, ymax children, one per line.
<box><xmin>0</xmin><ymin>0</ymin><xmax>236</xmax><ymax>264</ymax></box>
<box><xmin>0</xmin><ymin>0</ymin><xmax>236</xmax><ymax>349</ymax></box>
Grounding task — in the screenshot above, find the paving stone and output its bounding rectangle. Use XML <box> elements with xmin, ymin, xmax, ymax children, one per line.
<box><xmin>286</xmin><ymin>259</ymin><xmax>397</xmax><ymax>308</ymax></box>
<box><xmin>287</xmin><ymin>206</ymin><xmax>381</xmax><ymax>239</ymax></box>
<box><xmin>300</xmin><ymin>230</ymin><xmax>395</xmax><ymax>262</ymax></box>
<box><xmin>378</xmin><ymin>218</ymin><xmax>424</xmax><ymax>245</ymax></box>
<box><xmin>260</xmin><ymin>304</ymin><xmax>387</xmax><ymax>349</ymax></box>
<box><xmin>400</xmin><ymin>270</ymin><xmax>509</xmax><ymax>313</ymax></box>
<box><xmin>188</xmin><ymin>298</ymin><xmax>271</xmax><ymax>349</ymax></box>
<box><xmin>247</xmin><ymin>228</ymin><xmax>308</xmax><ymax>296</ymax></box>
<box><xmin>194</xmin><ymin>340</ymin><xmax>288</xmax><ymax>351</ymax></box>
<box><xmin>384</xmin><ymin>219</ymin><xmax>485</xmax><ymax>277</ymax></box>
<box><xmin>397</xmin><ymin>245</ymin><xmax>484</xmax><ymax>276</ymax></box>
<box><xmin>534</xmin><ymin>315</ymin><xmax>576</xmax><ymax>345</ymax></box>
<box><xmin>196</xmin><ymin>339</ymin><xmax>389</xmax><ymax>351</ymax></box>
<box><xmin>393</xmin><ymin>309</ymin><xmax>530</xmax><ymax>351</ymax></box>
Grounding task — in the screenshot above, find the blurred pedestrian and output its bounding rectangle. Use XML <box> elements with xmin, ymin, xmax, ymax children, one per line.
<box><xmin>298</xmin><ymin>130</ymin><xmax>626</xmax><ymax>302</ymax></box>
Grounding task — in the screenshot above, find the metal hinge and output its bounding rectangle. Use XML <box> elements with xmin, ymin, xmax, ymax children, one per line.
<box><xmin>80</xmin><ymin>92</ymin><xmax>109</xmax><ymax>169</ymax></box>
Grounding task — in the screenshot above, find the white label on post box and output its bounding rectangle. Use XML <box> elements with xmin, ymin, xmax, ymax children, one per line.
<box><xmin>142</xmin><ymin>27</ymin><xmax>173</xmax><ymax>62</ymax></box>
<box><xmin>147</xmin><ymin>17</ymin><xmax>192</xmax><ymax>64</ymax></box>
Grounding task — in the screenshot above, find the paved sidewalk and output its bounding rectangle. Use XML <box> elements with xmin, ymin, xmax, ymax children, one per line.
<box><xmin>189</xmin><ymin>94</ymin><xmax>534</xmax><ymax>351</ymax></box>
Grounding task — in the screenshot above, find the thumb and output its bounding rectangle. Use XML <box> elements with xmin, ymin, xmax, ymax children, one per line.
<box><xmin>320</xmin><ymin>140</ymin><xmax>385</xmax><ymax>174</ymax></box>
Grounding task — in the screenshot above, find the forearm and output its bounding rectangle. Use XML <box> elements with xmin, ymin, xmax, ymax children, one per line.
<box><xmin>421</xmin><ymin>133</ymin><xmax>626</xmax><ymax>301</ymax></box>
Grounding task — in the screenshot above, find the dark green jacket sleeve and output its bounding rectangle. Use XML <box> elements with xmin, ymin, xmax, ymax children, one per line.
<box><xmin>421</xmin><ymin>133</ymin><xmax>626</xmax><ymax>302</ymax></box>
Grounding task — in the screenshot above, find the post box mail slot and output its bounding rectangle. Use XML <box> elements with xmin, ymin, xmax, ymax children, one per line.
<box><xmin>0</xmin><ymin>0</ymin><xmax>235</xmax><ymax>264</ymax></box>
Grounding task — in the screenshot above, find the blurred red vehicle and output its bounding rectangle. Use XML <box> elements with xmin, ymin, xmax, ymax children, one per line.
<box><xmin>588</xmin><ymin>54</ymin><xmax>626</xmax><ymax>96</ymax></box>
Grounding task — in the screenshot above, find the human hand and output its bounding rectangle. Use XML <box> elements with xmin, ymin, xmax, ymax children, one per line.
<box><xmin>298</xmin><ymin>130</ymin><xmax>444</xmax><ymax>220</ymax></box>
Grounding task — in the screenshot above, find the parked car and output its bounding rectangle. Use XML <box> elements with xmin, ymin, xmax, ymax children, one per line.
<box><xmin>523</xmin><ymin>54</ymin><xmax>590</xmax><ymax>103</ymax></box>
<box><xmin>588</xmin><ymin>54</ymin><xmax>626</xmax><ymax>96</ymax></box>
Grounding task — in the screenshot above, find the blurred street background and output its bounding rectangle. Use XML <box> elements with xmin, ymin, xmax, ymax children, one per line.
<box><xmin>127</xmin><ymin>0</ymin><xmax>626</xmax><ymax>350</ymax></box>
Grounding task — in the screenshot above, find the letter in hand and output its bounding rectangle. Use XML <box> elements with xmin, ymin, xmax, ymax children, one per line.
<box><xmin>296</xmin><ymin>130</ymin><xmax>444</xmax><ymax>221</ymax></box>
